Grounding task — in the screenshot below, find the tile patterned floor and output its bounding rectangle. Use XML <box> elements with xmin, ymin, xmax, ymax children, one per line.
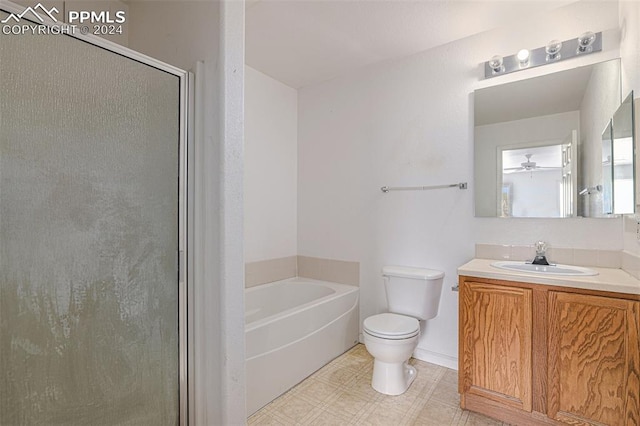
<box><xmin>248</xmin><ymin>344</ymin><xmax>508</xmax><ymax>425</ymax></box>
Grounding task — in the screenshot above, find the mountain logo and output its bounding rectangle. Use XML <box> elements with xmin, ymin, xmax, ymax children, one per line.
<box><xmin>1</xmin><ymin>3</ymin><xmax>59</xmax><ymax>24</ymax></box>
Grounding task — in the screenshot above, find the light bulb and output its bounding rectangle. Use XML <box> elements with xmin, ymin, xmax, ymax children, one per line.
<box><xmin>577</xmin><ymin>31</ymin><xmax>596</xmax><ymax>53</ymax></box>
<box><xmin>517</xmin><ymin>49</ymin><xmax>530</xmax><ymax>66</ymax></box>
<box><xmin>545</xmin><ymin>40</ymin><xmax>562</xmax><ymax>60</ymax></box>
<box><xmin>488</xmin><ymin>55</ymin><xmax>504</xmax><ymax>73</ymax></box>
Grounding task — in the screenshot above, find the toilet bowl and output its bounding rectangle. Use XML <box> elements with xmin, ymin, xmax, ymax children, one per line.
<box><xmin>363</xmin><ymin>266</ymin><xmax>444</xmax><ymax>396</ymax></box>
<box><xmin>363</xmin><ymin>313</ymin><xmax>420</xmax><ymax>395</ymax></box>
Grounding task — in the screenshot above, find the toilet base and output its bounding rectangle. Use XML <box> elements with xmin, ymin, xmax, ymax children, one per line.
<box><xmin>371</xmin><ymin>359</ymin><xmax>417</xmax><ymax>395</ymax></box>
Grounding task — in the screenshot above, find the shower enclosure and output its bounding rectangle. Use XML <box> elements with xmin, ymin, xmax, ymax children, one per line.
<box><xmin>0</xmin><ymin>4</ymin><xmax>189</xmax><ymax>425</ymax></box>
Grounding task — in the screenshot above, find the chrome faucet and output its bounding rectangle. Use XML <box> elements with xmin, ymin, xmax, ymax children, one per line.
<box><xmin>531</xmin><ymin>241</ymin><xmax>551</xmax><ymax>265</ymax></box>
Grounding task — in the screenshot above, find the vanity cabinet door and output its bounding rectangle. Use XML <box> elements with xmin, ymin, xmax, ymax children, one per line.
<box><xmin>548</xmin><ymin>292</ymin><xmax>640</xmax><ymax>425</ymax></box>
<box><xmin>460</xmin><ymin>281</ymin><xmax>533</xmax><ymax>412</ymax></box>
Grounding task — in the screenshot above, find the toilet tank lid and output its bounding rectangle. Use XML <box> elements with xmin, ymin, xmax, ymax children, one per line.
<box><xmin>382</xmin><ymin>266</ymin><xmax>444</xmax><ymax>280</ymax></box>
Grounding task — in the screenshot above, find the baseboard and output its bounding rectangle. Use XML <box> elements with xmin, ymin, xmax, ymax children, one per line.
<box><xmin>413</xmin><ymin>347</ymin><xmax>458</xmax><ymax>370</ymax></box>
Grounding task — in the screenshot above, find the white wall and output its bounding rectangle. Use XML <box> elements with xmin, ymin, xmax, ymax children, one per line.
<box><xmin>619</xmin><ymin>1</ymin><xmax>640</xmax><ymax>255</ymax></box>
<box><xmin>298</xmin><ymin>0</ymin><xmax>624</xmax><ymax>368</ymax></box>
<box><xmin>127</xmin><ymin>1</ymin><xmax>246</xmax><ymax>424</ymax></box>
<box><xmin>127</xmin><ymin>1</ymin><xmax>216</xmax><ymax>71</ymax></box>
<box><xmin>244</xmin><ymin>66</ymin><xmax>298</xmax><ymax>262</ymax></box>
<box><xmin>504</xmin><ymin>170</ymin><xmax>563</xmax><ymax>218</ymax></box>
<box><xmin>620</xmin><ymin>1</ymin><xmax>640</xmax><ymax>100</ymax></box>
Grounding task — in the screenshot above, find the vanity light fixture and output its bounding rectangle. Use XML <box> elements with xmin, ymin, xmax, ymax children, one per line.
<box><xmin>484</xmin><ymin>31</ymin><xmax>601</xmax><ymax>79</ymax></box>
<box><xmin>577</xmin><ymin>31</ymin><xmax>596</xmax><ymax>54</ymax></box>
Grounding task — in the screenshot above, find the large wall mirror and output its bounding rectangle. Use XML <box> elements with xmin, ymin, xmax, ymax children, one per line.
<box><xmin>474</xmin><ymin>59</ymin><xmax>634</xmax><ymax>218</ymax></box>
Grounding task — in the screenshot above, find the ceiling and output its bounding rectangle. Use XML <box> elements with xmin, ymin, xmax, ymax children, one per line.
<box><xmin>245</xmin><ymin>0</ymin><xmax>576</xmax><ymax>89</ymax></box>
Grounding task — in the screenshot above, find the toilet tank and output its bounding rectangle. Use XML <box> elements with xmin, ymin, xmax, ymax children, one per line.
<box><xmin>382</xmin><ymin>265</ymin><xmax>444</xmax><ymax>320</ymax></box>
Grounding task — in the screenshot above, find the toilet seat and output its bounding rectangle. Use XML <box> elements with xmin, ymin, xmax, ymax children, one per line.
<box><xmin>363</xmin><ymin>313</ymin><xmax>420</xmax><ymax>340</ymax></box>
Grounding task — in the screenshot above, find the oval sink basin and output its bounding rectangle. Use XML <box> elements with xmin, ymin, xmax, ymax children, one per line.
<box><xmin>491</xmin><ymin>261</ymin><xmax>598</xmax><ymax>276</ymax></box>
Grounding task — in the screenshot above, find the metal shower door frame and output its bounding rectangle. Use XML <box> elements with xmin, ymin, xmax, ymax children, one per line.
<box><xmin>0</xmin><ymin>1</ymin><xmax>192</xmax><ymax>424</ymax></box>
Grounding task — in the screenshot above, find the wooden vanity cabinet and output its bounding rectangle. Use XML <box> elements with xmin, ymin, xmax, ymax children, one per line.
<box><xmin>459</xmin><ymin>281</ymin><xmax>532</xmax><ymax>412</ymax></box>
<box><xmin>548</xmin><ymin>291</ymin><xmax>640</xmax><ymax>425</ymax></box>
<box><xmin>459</xmin><ymin>276</ymin><xmax>640</xmax><ymax>425</ymax></box>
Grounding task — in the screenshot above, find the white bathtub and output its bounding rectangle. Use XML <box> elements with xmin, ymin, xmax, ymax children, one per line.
<box><xmin>245</xmin><ymin>277</ymin><xmax>359</xmax><ymax>415</ymax></box>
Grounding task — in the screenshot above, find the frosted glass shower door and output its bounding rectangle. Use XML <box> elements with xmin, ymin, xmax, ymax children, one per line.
<box><xmin>0</xmin><ymin>11</ymin><xmax>185</xmax><ymax>426</ymax></box>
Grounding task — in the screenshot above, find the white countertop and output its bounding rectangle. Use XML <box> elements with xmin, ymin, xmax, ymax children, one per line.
<box><xmin>458</xmin><ymin>258</ymin><xmax>640</xmax><ymax>296</ymax></box>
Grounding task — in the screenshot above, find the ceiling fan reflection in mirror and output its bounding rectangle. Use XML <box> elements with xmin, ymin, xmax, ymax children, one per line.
<box><xmin>503</xmin><ymin>153</ymin><xmax>560</xmax><ymax>173</ymax></box>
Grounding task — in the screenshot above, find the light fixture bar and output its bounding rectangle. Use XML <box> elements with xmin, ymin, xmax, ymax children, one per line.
<box><xmin>484</xmin><ymin>31</ymin><xmax>602</xmax><ymax>79</ymax></box>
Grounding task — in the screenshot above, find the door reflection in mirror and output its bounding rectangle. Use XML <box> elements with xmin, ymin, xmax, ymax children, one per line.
<box><xmin>602</xmin><ymin>120</ymin><xmax>613</xmax><ymax>215</ymax></box>
<box><xmin>499</xmin><ymin>142</ymin><xmax>571</xmax><ymax>218</ymax></box>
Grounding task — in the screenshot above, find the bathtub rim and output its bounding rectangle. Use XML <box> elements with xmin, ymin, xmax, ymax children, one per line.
<box><xmin>244</xmin><ymin>277</ymin><xmax>358</xmax><ymax>333</ymax></box>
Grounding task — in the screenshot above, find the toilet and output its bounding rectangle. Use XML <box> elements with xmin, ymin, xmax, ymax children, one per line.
<box><xmin>363</xmin><ymin>265</ymin><xmax>444</xmax><ymax>395</ymax></box>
